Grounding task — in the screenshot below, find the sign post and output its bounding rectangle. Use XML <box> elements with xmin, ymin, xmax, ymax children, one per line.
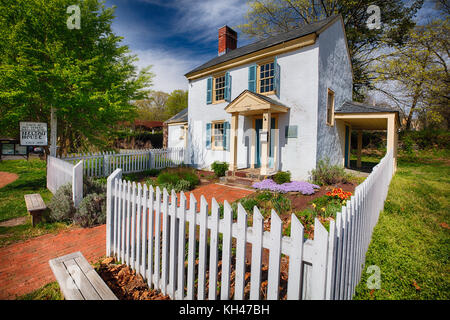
<box><xmin>50</xmin><ymin>107</ymin><xmax>58</xmax><ymax>157</ymax></box>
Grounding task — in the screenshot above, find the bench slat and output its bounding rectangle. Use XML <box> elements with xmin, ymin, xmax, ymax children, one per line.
<box><xmin>63</xmin><ymin>259</ymin><xmax>102</xmax><ymax>300</ymax></box>
<box><xmin>49</xmin><ymin>252</ymin><xmax>118</xmax><ymax>300</ymax></box>
<box><xmin>49</xmin><ymin>259</ymin><xmax>85</xmax><ymax>300</ymax></box>
<box><xmin>75</xmin><ymin>256</ymin><xmax>118</xmax><ymax>300</ymax></box>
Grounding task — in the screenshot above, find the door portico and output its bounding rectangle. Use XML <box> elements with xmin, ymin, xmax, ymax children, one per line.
<box><xmin>225</xmin><ymin>90</ymin><xmax>288</xmax><ymax>175</ymax></box>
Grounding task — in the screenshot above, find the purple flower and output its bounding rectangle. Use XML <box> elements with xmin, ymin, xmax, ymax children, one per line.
<box><xmin>252</xmin><ymin>179</ymin><xmax>319</xmax><ymax>195</ymax></box>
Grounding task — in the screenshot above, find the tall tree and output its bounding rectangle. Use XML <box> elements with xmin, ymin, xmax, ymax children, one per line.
<box><xmin>0</xmin><ymin>0</ymin><xmax>154</xmax><ymax>154</ymax></box>
<box><xmin>135</xmin><ymin>91</ymin><xmax>169</xmax><ymax>121</ymax></box>
<box><xmin>237</xmin><ymin>0</ymin><xmax>423</xmax><ymax>100</ymax></box>
<box><xmin>165</xmin><ymin>90</ymin><xmax>188</xmax><ymax>118</ymax></box>
<box><xmin>373</xmin><ymin>18</ymin><xmax>449</xmax><ymax>130</ymax></box>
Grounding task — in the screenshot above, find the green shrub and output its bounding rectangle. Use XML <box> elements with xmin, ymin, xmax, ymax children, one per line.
<box><xmin>272</xmin><ymin>171</ymin><xmax>291</xmax><ymax>184</ymax></box>
<box><xmin>156</xmin><ymin>167</ymin><xmax>199</xmax><ymax>191</ymax></box>
<box><xmin>211</xmin><ymin>161</ymin><xmax>229</xmax><ymax>177</ymax></box>
<box><xmin>83</xmin><ymin>176</ymin><xmax>106</xmax><ymax>195</ymax></box>
<box><xmin>73</xmin><ymin>193</ymin><xmax>106</xmax><ymax>227</ymax></box>
<box><xmin>309</xmin><ymin>158</ymin><xmax>351</xmax><ymax>186</ymax></box>
<box><xmin>48</xmin><ymin>183</ymin><xmax>76</xmax><ymax>223</ymax></box>
<box><xmin>271</xmin><ymin>192</ymin><xmax>291</xmax><ymax>215</ymax></box>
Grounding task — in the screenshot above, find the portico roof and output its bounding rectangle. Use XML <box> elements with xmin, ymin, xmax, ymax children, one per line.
<box><xmin>224</xmin><ymin>90</ymin><xmax>289</xmax><ymax>116</ymax></box>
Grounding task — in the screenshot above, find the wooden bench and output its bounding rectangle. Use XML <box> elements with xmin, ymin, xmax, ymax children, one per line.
<box><xmin>49</xmin><ymin>251</ymin><xmax>118</xmax><ymax>300</ymax></box>
<box><xmin>24</xmin><ymin>193</ymin><xmax>47</xmax><ymax>227</ymax></box>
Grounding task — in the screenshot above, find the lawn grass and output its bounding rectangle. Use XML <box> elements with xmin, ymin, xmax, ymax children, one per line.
<box><xmin>0</xmin><ymin>159</ymin><xmax>52</xmax><ymax>222</ymax></box>
<box><xmin>16</xmin><ymin>281</ymin><xmax>63</xmax><ymax>300</ymax></box>
<box><xmin>0</xmin><ymin>159</ymin><xmax>72</xmax><ymax>247</ymax></box>
<box><xmin>353</xmin><ymin>149</ymin><xmax>450</xmax><ymax>300</ymax></box>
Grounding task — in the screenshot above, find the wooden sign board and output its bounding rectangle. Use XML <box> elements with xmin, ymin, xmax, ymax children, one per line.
<box><xmin>20</xmin><ymin>122</ymin><xmax>48</xmax><ymax>146</ymax></box>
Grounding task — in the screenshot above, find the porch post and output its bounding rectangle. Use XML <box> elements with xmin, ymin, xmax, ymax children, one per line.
<box><xmin>357</xmin><ymin>130</ymin><xmax>362</xmax><ymax>169</ymax></box>
<box><xmin>229</xmin><ymin>113</ymin><xmax>238</xmax><ymax>171</ymax></box>
<box><xmin>250</xmin><ymin>125</ymin><xmax>256</xmax><ymax>169</ymax></box>
<box><xmin>260</xmin><ymin>111</ymin><xmax>271</xmax><ymax>175</ymax></box>
<box><xmin>387</xmin><ymin>114</ymin><xmax>398</xmax><ymax>172</ymax></box>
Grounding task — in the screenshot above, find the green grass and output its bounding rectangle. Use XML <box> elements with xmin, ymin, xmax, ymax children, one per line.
<box><xmin>16</xmin><ymin>281</ymin><xmax>63</xmax><ymax>300</ymax></box>
<box><xmin>353</xmin><ymin>149</ymin><xmax>450</xmax><ymax>300</ymax></box>
<box><xmin>0</xmin><ymin>159</ymin><xmax>72</xmax><ymax>247</ymax></box>
<box><xmin>0</xmin><ymin>159</ymin><xmax>52</xmax><ymax>222</ymax></box>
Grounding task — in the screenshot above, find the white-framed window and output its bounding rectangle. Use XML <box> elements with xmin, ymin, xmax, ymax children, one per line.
<box><xmin>258</xmin><ymin>61</ymin><xmax>275</xmax><ymax>94</ymax></box>
<box><xmin>212</xmin><ymin>121</ymin><xmax>224</xmax><ymax>150</ymax></box>
<box><xmin>214</xmin><ymin>75</ymin><xmax>226</xmax><ymax>102</ymax></box>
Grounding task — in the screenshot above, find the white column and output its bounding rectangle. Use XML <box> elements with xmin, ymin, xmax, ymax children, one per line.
<box><xmin>260</xmin><ymin>111</ymin><xmax>271</xmax><ymax>175</ymax></box>
<box><xmin>229</xmin><ymin>113</ymin><xmax>239</xmax><ymax>171</ymax></box>
<box><xmin>250</xmin><ymin>126</ymin><xmax>256</xmax><ymax>169</ymax></box>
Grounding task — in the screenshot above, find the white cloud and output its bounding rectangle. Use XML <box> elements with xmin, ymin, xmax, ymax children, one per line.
<box><xmin>133</xmin><ymin>48</ymin><xmax>206</xmax><ymax>93</ymax></box>
<box><xmin>171</xmin><ymin>0</ymin><xmax>248</xmax><ymax>43</ymax></box>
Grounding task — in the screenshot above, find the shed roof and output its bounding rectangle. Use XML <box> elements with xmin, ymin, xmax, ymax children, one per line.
<box><xmin>164</xmin><ymin>108</ymin><xmax>188</xmax><ymax>124</ymax></box>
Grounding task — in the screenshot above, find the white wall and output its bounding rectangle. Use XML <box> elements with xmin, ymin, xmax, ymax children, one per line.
<box><xmin>187</xmin><ymin>22</ymin><xmax>351</xmax><ymax>180</ymax></box>
<box><xmin>167</xmin><ymin>123</ymin><xmax>187</xmax><ymax>149</ymax></box>
<box><xmin>316</xmin><ymin>19</ymin><xmax>353</xmax><ymax>166</ymax></box>
<box><xmin>187</xmin><ymin>43</ymin><xmax>320</xmax><ymax>180</ymax></box>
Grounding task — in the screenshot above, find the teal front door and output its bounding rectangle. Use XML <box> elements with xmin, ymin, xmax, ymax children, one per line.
<box><xmin>255</xmin><ymin>118</ymin><xmax>276</xmax><ymax>168</ymax></box>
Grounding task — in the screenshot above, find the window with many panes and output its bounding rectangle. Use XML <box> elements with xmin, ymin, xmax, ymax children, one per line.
<box><xmin>212</xmin><ymin>122</ymin><xmax>224</xmax><ymax>150</ymax></box>
<box><xmin>326</xmin><ymin>89</ymin><xmax>335</xmax><ymax>126</ymax></box>
<box><xmin>259</xmin><ymin>61</ymin><xmax>275</xmax><ymax>93</ymax></box>
<box><xmin>214</xmin><ymin>75</ymin><xmax>226</xmax><ymax>102</ymax></box>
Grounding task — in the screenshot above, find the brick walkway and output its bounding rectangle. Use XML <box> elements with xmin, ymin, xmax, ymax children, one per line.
<box><xmin>0</xmin><ymin>183</ymin><xmax>253</xmax><ymax>300</ymax></box>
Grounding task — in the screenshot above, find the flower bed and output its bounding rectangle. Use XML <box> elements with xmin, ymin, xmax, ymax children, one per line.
<box><xmin>252</xmin><ymin>179</ymin><xmax>320</xmax><ymax>195</ymax></box>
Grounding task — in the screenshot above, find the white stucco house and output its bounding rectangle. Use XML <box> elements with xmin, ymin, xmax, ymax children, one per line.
<box><xmin>180</xmin><ymin>14</ymin><xmax>399</xmax><ymax>181</ymax></box>
<box><xmin>165</xmin><ymin>108</ymin><xmax>188</xmax><ymax>149</ymax></box>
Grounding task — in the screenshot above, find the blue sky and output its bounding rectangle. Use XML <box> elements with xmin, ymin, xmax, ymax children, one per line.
<box><xmin>104</xmin><ymin>0</ymin><xmax>443</xmax><ymax>93</ymax></box>
<box><xmin>104</xmin><ymin>0</ymin><xmax>250</xmax><ymax>92</ymax></box>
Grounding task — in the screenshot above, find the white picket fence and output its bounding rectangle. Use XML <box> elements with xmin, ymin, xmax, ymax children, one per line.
<box><xmin>60</xmin><ymin>148</ymin><xmax>184</xmax><ymax>177</ymax></box>
<box><xmin>47</xmin><ymin>156</ymin><xmax>83</xmax><ymax>207</ymax></box>
<box><xmin>105</xmin><ymin>149</ymin><xmax>395</xmax><ymax>300</ymax></box>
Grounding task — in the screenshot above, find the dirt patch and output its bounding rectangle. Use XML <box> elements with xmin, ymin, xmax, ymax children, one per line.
<box><xmin>0</xmin><ymin>216</ymin><xmax>28</xmax><ymax>227</ymax></box>
<box><xmin>0</xmin><ymin>171</ymin><xmax>19</xmax><ymax>188</ymax></box>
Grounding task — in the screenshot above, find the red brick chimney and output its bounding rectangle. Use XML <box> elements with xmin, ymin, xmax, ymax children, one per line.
<box><xmin>218</xmin><ymin>26</ymin><xmax>237</xmax><ymax>56</ymax></box>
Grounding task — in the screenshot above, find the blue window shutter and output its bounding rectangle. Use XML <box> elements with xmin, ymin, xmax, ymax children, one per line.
<box><xmin>274</xmin><ymin>57</ymin><xmax>280</xmax><ymax>98</ymax></box>
<box><xmin>223</xmin><ymin>121</ymin><xmax>230</xmax><ymax>150</ymax></box>
<box><xmin>206</xmin><ymin>77</ymin><xmax>213</xmax><ymax>104</ymax></box>
<box><xmin>206</xmin><ymin>123</ymin><xmax>212</xmax><ymax>149</ymax></box>
<box><xmin>224</xmin><ymin>72</ymin><xmax>232</xmax><ymax>102</ymax></box>
<box><xmin>248</xmin><ymin>64</ymin><xmax>257</xmax><ymax>93</ymax></box>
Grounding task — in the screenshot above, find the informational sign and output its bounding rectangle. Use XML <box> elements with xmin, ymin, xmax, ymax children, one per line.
<box><xmin>20</xmin><ymin>122</ymin><xmax>48</xmax><ymax>146</ymax></box>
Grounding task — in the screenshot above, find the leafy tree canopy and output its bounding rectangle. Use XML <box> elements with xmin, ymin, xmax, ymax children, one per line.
<box><xmin>237</xmin><ymin>0</ymin><xmax>424</xmax><ymax>100</ymax></box>
<box><xmin>0</xmin><ymin>0</ymin><xmax>154</xmax><ymax>154</ymax></box>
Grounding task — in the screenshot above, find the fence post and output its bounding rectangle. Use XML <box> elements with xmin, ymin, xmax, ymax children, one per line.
<box><xmin>72</xmin><ymin>160</ymin><xmax>84</xmax><ymax>208</ymax></box>
<box><xmin>148</xmin><ymin>150</ymin><xmax>153</xmax><ymax>169</ymax></box>
<box><xmin>104</xmin><ymin>154</ymin><xmax>110</xmax><ymax>177</ymax></box>
<box><xmin>106</xmin><ymin>168</ymin><xmax>123</xmax><ymax>257</ymax></box>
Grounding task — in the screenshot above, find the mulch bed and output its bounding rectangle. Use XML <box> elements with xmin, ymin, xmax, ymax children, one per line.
<box><xmin>96</xmin><ymin>254</ymin><xmax>291</xmax><ymax>300</ymax></box>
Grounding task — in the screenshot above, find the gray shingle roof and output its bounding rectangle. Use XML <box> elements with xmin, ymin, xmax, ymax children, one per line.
<box><xmin>164</xmin><ymin>108</ymin><xmax>188</xmax><ymax>124</ymax></box>
<box><xmin>335</xmin><ymin>101</ymin><xmax>397</xmax><ymax>114</ymax></box>
<box><xmin>185</xmin><ymin>15</ymin><xmax>340</xmax><ymax>77</ymax></box>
